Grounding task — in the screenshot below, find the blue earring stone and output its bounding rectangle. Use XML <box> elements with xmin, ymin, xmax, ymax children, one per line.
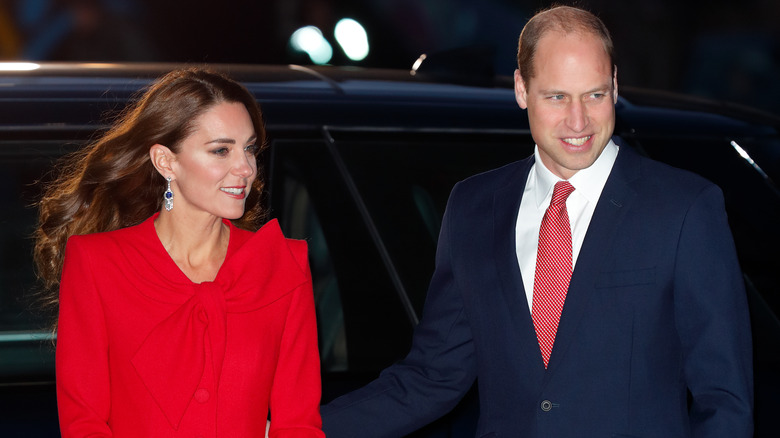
<box><xmin>164</xmin><ymin>177</ymin><xmax>174</xmax><ymax>211</ymax></box>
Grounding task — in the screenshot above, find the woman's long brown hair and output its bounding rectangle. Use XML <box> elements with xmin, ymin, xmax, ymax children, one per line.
<box><xmin>33</xmin><ymin>68</ymin><xmax>267</xmax><ymax>329</ymax></box>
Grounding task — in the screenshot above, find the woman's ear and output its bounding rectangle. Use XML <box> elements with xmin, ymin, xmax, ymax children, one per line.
<box><xmin>149</xmin><ymin>144</ymin><xmax>175</xmax><ymax>178</ymax></box>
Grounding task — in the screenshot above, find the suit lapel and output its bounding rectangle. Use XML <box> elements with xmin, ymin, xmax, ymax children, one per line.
<box><xmin>492</xmin><ymin>157</ymin><xmax>548</xmax><ymax>370</ymax></box>
<box><xmin>544</xmin><ymin>145</ymin><xmax>641</xmax><ymax>374</ymax></box>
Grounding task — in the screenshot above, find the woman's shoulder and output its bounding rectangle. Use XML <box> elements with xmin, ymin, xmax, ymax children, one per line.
<box><xmin>233</xmin><ymin>219</ymin><xmax>305</xmax><ymax>248</ymax></box>
<box><xmin>285</xmin><ymin>238</ymin><xmax>308</xmax><ymax>266</ymax></box>
<box><xmin>231</xmin><ymin>219</ymin><xmax>309</xmax><ymax>271</ymax></box>
<box><xmin>66</xmin><ymin>216</ymin><xmax>155</xmax><ymax>252</ymax></box>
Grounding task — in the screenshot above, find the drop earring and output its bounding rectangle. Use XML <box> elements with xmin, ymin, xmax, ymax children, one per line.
<box><xmin>164</xmin><ymin>176</ymin><xmax>174</xmax><ymax>211</ymax></box>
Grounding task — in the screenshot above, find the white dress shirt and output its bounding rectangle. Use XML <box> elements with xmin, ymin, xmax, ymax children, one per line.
<box><xmin>515</xmin><ymin>140</ymin><xmax>619</xmax><ymax>312</ymax></box>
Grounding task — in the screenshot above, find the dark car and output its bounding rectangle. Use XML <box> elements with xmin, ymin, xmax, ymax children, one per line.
<box><xmin>0</xmin><ymin>63</ymin><xmax>778</xmax><ymax>437</ymax></box>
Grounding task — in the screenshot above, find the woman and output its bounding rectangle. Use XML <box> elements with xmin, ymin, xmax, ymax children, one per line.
<box><xmin>34</xmin><ymin>68</ymin><xmax>324</xmax><ymax>437</ymax></box>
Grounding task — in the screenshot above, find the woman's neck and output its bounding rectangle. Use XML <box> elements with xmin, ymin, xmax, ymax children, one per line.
<box><xmin>153</xmin><ymin>210</ymin><xmax>230</xmax><ymax>283</ymax></box>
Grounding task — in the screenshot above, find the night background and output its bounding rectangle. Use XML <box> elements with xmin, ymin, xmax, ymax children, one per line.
<box><xmin>1</xmin><ymin>0</ymin><xmax>778</xmax><ymax>115</ymax></box>
<box><xmin>0</xmin><ymin>2</ymin><xmax>778</xmax><ymax>437</ymax></box>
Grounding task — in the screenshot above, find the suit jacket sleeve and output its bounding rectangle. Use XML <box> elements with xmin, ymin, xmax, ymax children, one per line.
<box><xmin>269</xmin><ymin>239</ymin><xmax>326</xmax><ymax>438</ymax></box>
<box><xmin>675</xmin><ymin>184</ymin><xmax>753</xmax><ymax>437</ymax></box>
<box><xmin>56</xmin><ymin>236</ymin><xmax>113</xmax><ymax>437</ymax></box>
<box><xmin>321</xmin><ymin>184</ymin><xmax>477</xmax><ymax>438</ymax></box>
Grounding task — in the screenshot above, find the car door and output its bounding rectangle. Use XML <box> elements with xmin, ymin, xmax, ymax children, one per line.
<box><xmin>267</xmin><ymin>126</ymin><xmax>533</xmax><ymax>437</ymax></box>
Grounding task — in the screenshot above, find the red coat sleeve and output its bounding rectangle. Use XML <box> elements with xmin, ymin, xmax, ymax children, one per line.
<box><xmin>56</xmin><ymin>236</ymin><xmax>113</xmax><ymax>437</ymax></box>
<box><xmin>268</xmin><ymin>239</ymin><xmax>325</xmax><ymax>438</ymax></box>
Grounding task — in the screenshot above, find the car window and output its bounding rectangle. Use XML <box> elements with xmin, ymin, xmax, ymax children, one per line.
<box><xmin>268</xmin><ymin>131</ymin><xmax>532</xmax><ymax>402</ymax></box>
<box><xmin>268</xmin><ymin>138</ymin><xmax>416</xmax><ymax>376</ymax></box>
<box><xmin>332</xmin><ymin>130</ymin><xmax>534</xmax><ymax>315</ymax></box>
<box><xmin>0</xmin><ymin>140</ymin><xmax>76</xmax><ymax>333</ymax></box>
<box><xmin>0</xmin><ymin>139</ymin><xmax>79</xmax><ymax>383</ymax></box>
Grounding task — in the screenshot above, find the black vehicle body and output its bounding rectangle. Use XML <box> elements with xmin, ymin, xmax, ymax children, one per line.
<box><xmin>0</xmin><ymin>63</ymin><xmax>777</xmax><ymax>437</ymax></box>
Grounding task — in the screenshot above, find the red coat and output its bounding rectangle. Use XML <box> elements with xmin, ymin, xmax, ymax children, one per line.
<box><xmin>57</xmin><ymin>215</ymin><xmax>324</xmax><ymax>438</ymax></box>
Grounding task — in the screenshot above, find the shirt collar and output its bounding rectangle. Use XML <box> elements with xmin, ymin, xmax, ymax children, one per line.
<box><xmin>531</xmin><ymin>139</ymin><xmax>619</xmax><ymax>208</ymax></box>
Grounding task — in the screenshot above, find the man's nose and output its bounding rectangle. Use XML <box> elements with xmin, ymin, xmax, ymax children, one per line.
<box><xmin>566</xmin><ymin>101</ymin><xmax>588</xmax><ymax>132</ymax></box>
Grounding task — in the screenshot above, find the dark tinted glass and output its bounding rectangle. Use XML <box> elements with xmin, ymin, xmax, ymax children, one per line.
<box><xmin>333</xmin><ymin>130</ymin><xmax>534</xmax><ymax>315</ymax></box>
<box><xmin>268</xmin><ymin>139</ymin><xmax>415</xmax><ymax>379</ymax></box>
<box><xmin>0</xmin><ymin>138</ymin><xmax>81</xmax><ymax>434</ymax></box>
<box><xmin>0</xmin><ymin>140</ymin><xmax>77</xmax><ymax>333</ymax></box>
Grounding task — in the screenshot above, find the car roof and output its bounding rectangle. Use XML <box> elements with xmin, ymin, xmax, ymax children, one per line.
<box><xmin>0</xmin><ymin>62</ymin><xmax>776</xmax><ymax>138</ymax></box>
<box><xmin>0</xmin><ymin>63</ymin><xmax>522</xmax><ymax>132</ymax></box>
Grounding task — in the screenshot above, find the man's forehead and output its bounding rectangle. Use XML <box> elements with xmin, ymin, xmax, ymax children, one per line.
<box><xmin>530</xmin><ymin>32</ymin><xmax>613</xmax><ymax>80</ymax></box>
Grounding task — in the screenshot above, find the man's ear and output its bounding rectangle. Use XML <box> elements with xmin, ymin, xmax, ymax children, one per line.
<box><xmin>149</xmin><ymin>144</ymin><xmax>175</xmax><ymax>178</ymax></box>
<box><xmin>514</xmin><ymin>69</ymin><xmax>529</xmax><ymax>110</ymax></box>
<box><xmin>612</xmin><ymin>65</ymin><xmax>619</xmax><ymax>103</ymax></box>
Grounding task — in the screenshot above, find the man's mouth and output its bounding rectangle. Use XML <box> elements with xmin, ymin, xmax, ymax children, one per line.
<box><xmin>562</xmin><ymin>135</ymin><xmax>592</xmax><ymax>146</ymax></box>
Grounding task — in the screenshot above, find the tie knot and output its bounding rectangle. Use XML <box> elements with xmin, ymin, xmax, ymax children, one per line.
<box><xmin>551</xmin><ymin>181</ymin><xmax>575</xmax><ymax>206</ymax></box>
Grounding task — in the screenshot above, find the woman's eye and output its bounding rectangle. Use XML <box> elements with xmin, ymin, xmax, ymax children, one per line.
<box><xmin>245</xmin><ymin>144</ymin><xmax>259</xmax><ymax>154</ymax></box>
<box><xmin>212</xmin><ymin>147</ymin><xmax>229</xmax><ymax>156</ymax></box>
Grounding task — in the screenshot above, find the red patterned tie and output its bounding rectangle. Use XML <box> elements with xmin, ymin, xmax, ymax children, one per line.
<box><xmin>532</xmin><ymin>181</ymin><xmax>575</xmax><ymax>368</ymax></box>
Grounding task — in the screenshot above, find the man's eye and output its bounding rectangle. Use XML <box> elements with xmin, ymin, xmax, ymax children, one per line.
<box><xmin>549</xmin><ymin>95</ymin><xmax>564</xmax><ymax>101</ymax></box>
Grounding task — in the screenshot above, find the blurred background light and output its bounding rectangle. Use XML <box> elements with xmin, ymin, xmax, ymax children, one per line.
<box><xmin>334</xmin><ymin>18</ymin><xmax>369</xmax><ymax>62</ymax></box>
<box><xmin>290</xmin><ymin>26</ymin><xmax>333</xmax><ymax>65</ymax></box>
<box><xmin>0</xmin><ymin>62</ymin><xmax>40</xmax><ymax>71</ymax></box>
<box><xmin>0</xmin><ymin>0</ymin><xmax>776</xmax><ymax>116</ymax></box>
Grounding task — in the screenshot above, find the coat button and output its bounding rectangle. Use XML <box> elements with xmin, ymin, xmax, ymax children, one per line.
<box><xmin>194</xmin><ymin>388</ymin><xmax>210</xmax><ymax>403</ymax></box>
<box><xmin>541</xmin><ymin>400</ymin><xmax>553</xmax><ymax>412</ymax></box>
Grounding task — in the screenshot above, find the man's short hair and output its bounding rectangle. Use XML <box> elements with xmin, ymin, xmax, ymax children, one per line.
<box><xmin>517</xmin><ymin>5</ymin><xmax>616</xmax><ymax>85</ymax></box>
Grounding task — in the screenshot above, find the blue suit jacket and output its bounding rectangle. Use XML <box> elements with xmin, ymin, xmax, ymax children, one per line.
<box><xmin>321</xmin><ymin>145</ymin><xmax>753</xmax><ymax>438</ymax></box>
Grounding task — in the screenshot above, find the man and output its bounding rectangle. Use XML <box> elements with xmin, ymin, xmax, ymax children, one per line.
<box><xmin>321</xmin><ymin>6</ymin><xmax>753</xmax><ymax>437</ymax></box>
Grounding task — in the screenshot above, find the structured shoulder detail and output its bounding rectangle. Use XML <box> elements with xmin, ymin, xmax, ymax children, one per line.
<box><xmin>285</xmin><ymin>238</ymin><xmax>310</xmax><ymax>275</ymax></box>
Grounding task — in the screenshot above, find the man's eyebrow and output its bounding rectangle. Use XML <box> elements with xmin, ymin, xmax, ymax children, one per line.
<box><xmin>537</xmin><ymin>88</ymin><xmax>566</xmax><ymax>95</ymax></box>
<box><xmin>587</xmin><ymin>84</ymin><xmax>613</xmax><ymax>93</ymax></box>
<box><xmin>537</xmin><ymin>84</ymin><xmax>612</xmax><ymax>95</ymax></box>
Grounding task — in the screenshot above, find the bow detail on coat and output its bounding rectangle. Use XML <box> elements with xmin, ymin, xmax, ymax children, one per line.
<box><xmin>130</xmin><ymin>219</ymin><xmax>309</xmax><ymax>429</ymax></box>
